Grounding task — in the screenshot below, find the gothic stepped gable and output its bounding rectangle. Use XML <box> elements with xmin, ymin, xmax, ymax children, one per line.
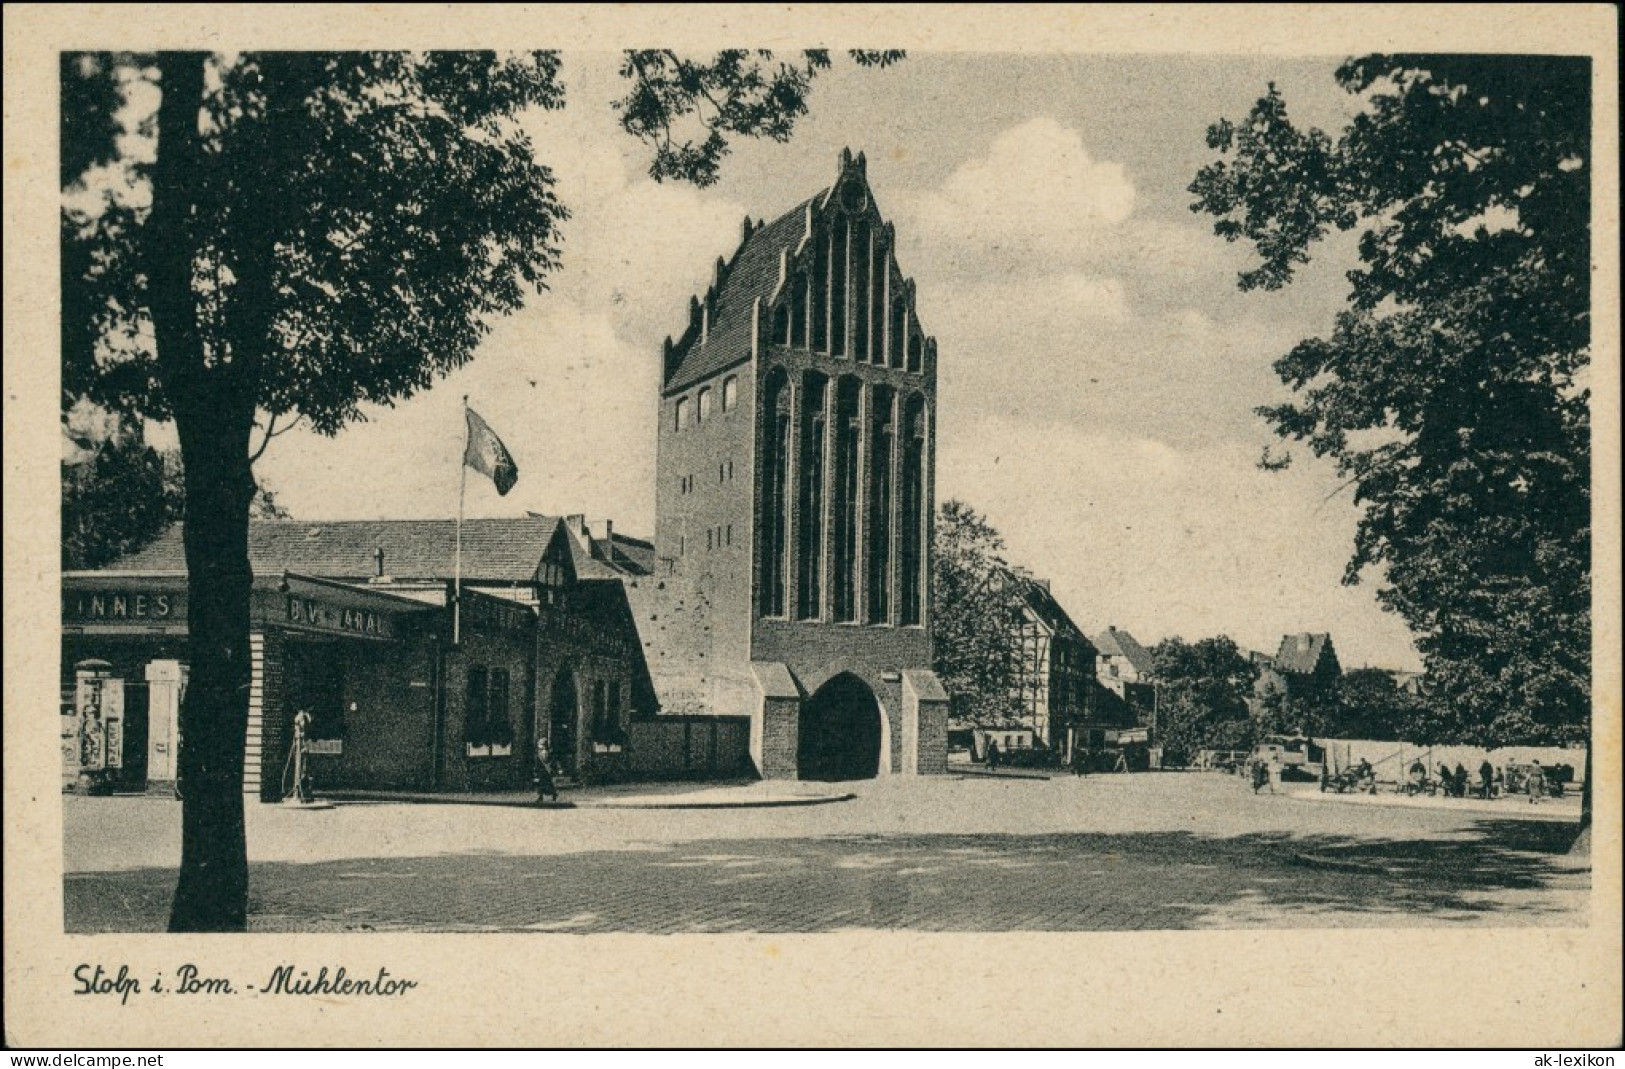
<box><xmin>661</xmin><ymin>147</ymin><xmax>935</xmax><ymax>394</ymax></box>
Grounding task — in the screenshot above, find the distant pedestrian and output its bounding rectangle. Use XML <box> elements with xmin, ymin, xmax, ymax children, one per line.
<box><xmin>1251</xmin><ymin>759</ymin><xmax>1269</xmax><ymax>794</ymax></box>
<box><xmin>1453</xmin><ymin>763</ymin><xmax>1469</xmax><ymax>799</ymax></box>
<box><xmin>987</xmin><ymin>740</ymin><xmax>1002</xmax><ymax>771</ymax></box>
<box><xmin>1479</xmin><ymin>760</ymin><xmax>1494</xmax><ymax>800</ymax></box>
<box><xmin>1267</xmin><ymin>754</ymin><xmax>1282</xmax><ymax>794</ymax></box>
<box><xmin>534</xmin><ymin>738</ymin><xmax>559</xmax><ymax>804</ymax></box>
<box><xmin>1527</xmin><ymin>760</ymin><xmax>1546</xmax><ymax>805</ymax></box>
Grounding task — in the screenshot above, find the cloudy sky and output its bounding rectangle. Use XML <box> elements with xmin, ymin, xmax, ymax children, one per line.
<box><xmin>250</xmin><ymin>52</ymin><xmax>1421</xmax><ymax>670</ymax></box>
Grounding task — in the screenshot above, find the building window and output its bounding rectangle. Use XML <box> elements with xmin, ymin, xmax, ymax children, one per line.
<box><xmin>697</xmin><ymin>387</ymin><xmax>711</xmax><ymax>423</ymax></box>
<box><xmin>832</xmin><ymin>377</ymin><xmax>862</xmax><ymax>622</ymax></box>
<box><xmin>872</xmin><ymin>242</ymin><xmax>889</xmax><ymax>366</ymax></box>
<box><xmin>811</xmin><ymin>235</ymin><xmax>828</xmax><ymax>352</ymax></box>
<box><xmin>591</xmin><ymin>679</ymin><xmax>608</xmax><ymax>741</ymax></box>
<box><xmin>890</xmin><ymin>297</ymin><xmax>907</xmax><ymax>370</ymax></box>
<box><xmin>726</xmin><ymin>524</ymin><xmax>732</xmax><ymax>546</ymax></box>
<box><xmin>488</xmin><ymin>668</ymin><xmax>512</xmax><ymax>748</ymax></box>
<box><xmin>723</xmin><ymin>376</ymin><xmax>738</xmax><ymax>411</ymax></box>
<box><xmin>772</xmin><ymin>303</ymin><xmax>789</xmax><ymax>347</ymax></box>
<box><xmin>674</xmin><ymin>396</ymin><xmax>690</xmax><ymax>432</ymax></box>
<box><xmin>797</xmin><ymin>372</ymin><xmax>828</xmax><ymax>619</ymax></box>
<box><xmin>466</xmin><ymin>666</ymin><xmax>488</xmax><ymax>748</ymax></box>
<box><xmin>907</xmin><ymin>330</ymin><xmax>923</xmax><ymax>373</ymax></box>
<box><xmin>789</xmin><ymin>275</ymin><xmax>807</xmax><ymax>348</ymax></box>
<box><xmin>867</xmin><ymin>385</ymin><xmax>895</xmax><ymax>624</ymax></box>
<box><xmin>830</xmin><ymin>221</ymin><xmax>848</xmax><ymax>358</ymax></box>
<box><xmin>899</xmin><ymin>394</ymin><xmax>928</xmax><ymax>626</ymax></box>
<box><xmin>852</xmin><ymin>218</ymin><xmax>871</xmax><ymax>361</ymax></box>
<box><xmin>759</xmin><ymin>368</ymin><xmax>791</xmax><ymax>617</ymax></box>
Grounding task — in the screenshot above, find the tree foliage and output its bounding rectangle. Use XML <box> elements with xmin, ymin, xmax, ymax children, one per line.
<box><xmin>1189</xmin><ymin>55</ymin><xmax>1590</xmax><ymax>745</ymax></box>
<box><xmin>616</xmin><ymin>50</ymin><xmax>905</xmax><ymax>186</ymax></box>
<box><xmin>931</xmin><ymin>499</ymin><xmax>1028</xmax><ymax>721</ymax></box>
<box><xmin>62</xmin><ymin>422</ymin><xmax>182</xmax><ymax>571</ymax></box>
<box><xmin>1150</xmin><ymin>636</ymin><xmax>1257</xmax><ymax>764</ymax></box>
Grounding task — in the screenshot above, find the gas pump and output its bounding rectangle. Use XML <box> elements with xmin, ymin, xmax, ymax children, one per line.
<box><xmin>280</xmin><ymin>709</ymin><xmax>331</xmax><ymax>808</ymax></box>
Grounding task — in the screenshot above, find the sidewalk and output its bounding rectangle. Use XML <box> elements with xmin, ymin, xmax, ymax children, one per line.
<box><xmin>1286</xmin><ymin>785</ymin><xmax>1583</xmax><ymax>822</ymax></box>
<box><xmin>320</xmin><ymin>779</ymin><xmax>855</xmax><ymax>810</ymax></box>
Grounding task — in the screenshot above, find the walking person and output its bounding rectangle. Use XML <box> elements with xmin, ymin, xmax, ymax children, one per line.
<box><xmin>1453</xmin><ymin>763</ymin><xmax>1469</xmax><ymax>799</ymax></box>
<box><xmin>1479</xmin><ymin>759</ymin><xmax>1495</xmax><ymax>800</ymax></box>
<box><xmin>1267</xmin><ymin>753</ymin><xmax>1282</xmax><ymax>794</ymax></box>
<box><xmin>1251</xmin><ymin>758</ymin><xmax>1269</xmax><ymax>794</ymax></box>
<box><xmin>1527</xmin><ymin>759</ymin><xmax>1546</xmax><ymax>805</ymax></box>
<box><xmin>534</xmin><ymin>737</ymin><xmax>559</xmax><ymax>804</ymax></box>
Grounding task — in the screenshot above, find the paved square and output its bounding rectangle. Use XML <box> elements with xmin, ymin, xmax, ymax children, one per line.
<box><xmin>63</xmin><ymin>772</ymin><xmax>1589</xmax><ymax>933</ymax></box>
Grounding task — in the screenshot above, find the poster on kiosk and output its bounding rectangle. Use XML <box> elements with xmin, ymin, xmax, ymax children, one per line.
<box><xmin>72</xmin><ymin>662</ymin><xmax>122</xmax><ymax>784</ymax></box>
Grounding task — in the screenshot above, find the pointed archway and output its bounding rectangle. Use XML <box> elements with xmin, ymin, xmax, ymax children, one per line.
<box><xmin>797</xmin><ymin>672</ymin><xmax>884</xmax><ymax>781</ymax></box>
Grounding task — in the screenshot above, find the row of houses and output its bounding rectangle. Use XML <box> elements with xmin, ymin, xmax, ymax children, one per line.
<box><xmin>957</xmin><ymin>616</ymin><xmax>1364</xmax><ymax>768</ymax></box>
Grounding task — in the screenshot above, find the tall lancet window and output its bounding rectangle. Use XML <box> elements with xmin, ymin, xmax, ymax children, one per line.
<box><xmin>851</xmin><ymin>218</ymin><xmax>871</xmax><ymax>361</ymax></box>
<box><xmin>907</xmin><ymin>325</ymin><xmax>923</xmax><ymax>373</ymax></box>
<box><xmin>759</xmin><ymin>368</ymin><xmax>791</xmax><ymax>617</ymax></box>
<box><xmin>796</xmin><ymin>372</ymin><xmax>828</xmax><ymax>620</ymax></box>
<box><xmin>831</xmin><ymin>377</ymin><xmax>863</xmax><ymax>622</ymax></box>
<box><xmin>870</xmin><ymin>243</ymin><xmax>888</xmax><ymax>366</ymax></box>
<box><xmin>899</xmin><ymin>394</ymin><xmax>928</xmax><ymax>627</ymax></box>
<box><xmin>866</xmin><ymin>385</ymin><xmax>895</xmax><ymax>624</ymax></box>
<box><xmin>829</xmin><ymin>220</ymin><xmax>848</xmax><ymax>358</ymax></box>
<box><xmin>810</xmin><ymin>233</ymin><xmax>828</xmax><ymax>353</ymax></box>
<box><xmin>890</xmin><ymin>295</ymin><xmax>907</xmax><ymax>370</ymax></box>
<box><xmin>788</xmin><ymin>272</ymin><xmax>807</xmax><ymax>348</ymax></box>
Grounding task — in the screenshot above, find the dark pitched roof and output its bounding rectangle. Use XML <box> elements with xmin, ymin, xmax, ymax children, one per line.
<box><xmin>1272</xmin><ymin>632</ymin><xmax>1337</xmax><ymax>676</ymax></box>
<box><xmin>109</xmin><ymin>516</ymin><xmax>559</xmax><ymax>583</ymax></box>
<box><xmin>664</xmin><ymin>198</ymin><xmax>816</xmax><ymax>393</ymax></box>
<box><xmin>662</xmin><ymin>147</ymin><xmax>927</xmax><ymax>394</ymax></box>
<box><xmin>1093</xmin><ymin>627</ymin><xmax>1156</xmax><ymax>677</ymax></box>
<box><xmin>1020</xmin><ymin>580</ymin><xmax>1091</xmax><ymax>648</ymax></box>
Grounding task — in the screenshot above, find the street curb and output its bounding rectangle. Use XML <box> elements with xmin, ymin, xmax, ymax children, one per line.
<box><xmin>575</xmin><ymin>791</ymin><xmax>857</xmax><ymax>810</ymax></box>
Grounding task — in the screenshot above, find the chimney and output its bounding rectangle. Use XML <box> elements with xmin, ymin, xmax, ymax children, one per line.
<box><xmin>594</xmin><ymin>518</ymin><xmax>614</xmax><ymax>544</ymax></box>
<box><xmin>374</xmin><ymin>546</ymin><xmax>385</xmax><ymax>577</ymax></box>
<box><xmin>566</xmin><ymin>514</ymin><xmax>586</xmax><ymax>536</ymax></box>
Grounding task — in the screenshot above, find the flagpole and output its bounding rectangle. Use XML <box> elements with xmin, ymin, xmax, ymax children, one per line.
<box><xmin>456</xmin><ymin>395</ymin><xmax>468</xmax><ymax>646</ymax></box>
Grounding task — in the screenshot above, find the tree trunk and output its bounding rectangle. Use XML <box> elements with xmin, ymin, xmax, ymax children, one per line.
<box><xmin>146</xmin><ymin>51</ymin><xmax>260</xmax><ymax>932</ymax></box>
<box><xmin>169</xmin><ymin>404</ymin><xmax>258</xmax><ymax>931</ymax></box>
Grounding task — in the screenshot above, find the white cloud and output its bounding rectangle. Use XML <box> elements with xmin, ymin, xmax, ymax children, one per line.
<box><xmin>902</xmin><ymin>118</ymin><xmax>1135</xmax><ymax>262</ymax></box>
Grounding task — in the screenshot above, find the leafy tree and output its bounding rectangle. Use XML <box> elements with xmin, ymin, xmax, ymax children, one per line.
<box><xmin>64</xmin><ymin>414</ymin><xmax>290</xmax><ymax>570</ymax></box>
<box><xmin>1329</xmin><ymin>667</ymin><xmax>1431</xmax><ymax>741</ymax></box>
<box><xmin>617</xmin><ymin>50</ymin><xmax>905</xmax><ymax>186</ymax></box>
<box><xmin>1190</xmin><ymin>55</ymin><xmax>1590</xmax><ymax>747</ymax></box>
<box><xmin>931</xmin><ymin>500</ymin><xmax>1028</xmax><ymax>722</ymax></box>
<box><xmin>62</xmin><ymin>49</ymin><xmax>900</xmax><ymax>931</ymax></box>
<box><xmin>1150</xmin><ymin>636</ymin><xmax>1257</xmax><ymax>765</ymax></box>
<box><xmin>62</xmin><ymin>422</ymin><xmax>182</xmax><ymax>571</ymax></box>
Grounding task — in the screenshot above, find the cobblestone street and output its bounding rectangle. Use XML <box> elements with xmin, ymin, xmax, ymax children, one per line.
<box><xmin>63</xmin><ymin>772</ymin><xmax>1589</xmax><ymax>933</ymax></box>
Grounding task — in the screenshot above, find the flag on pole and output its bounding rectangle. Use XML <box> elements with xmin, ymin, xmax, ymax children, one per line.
<box><xmin>464</xmin><ymin>407</ymin><xmax>519</xmax><ymax>495</ymax></box>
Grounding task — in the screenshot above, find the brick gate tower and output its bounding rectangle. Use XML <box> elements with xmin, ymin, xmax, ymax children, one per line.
<box><xmin>634</xmin><ymin>149</ymin><xmax>949</xmax><ymax>780</ymax></box>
